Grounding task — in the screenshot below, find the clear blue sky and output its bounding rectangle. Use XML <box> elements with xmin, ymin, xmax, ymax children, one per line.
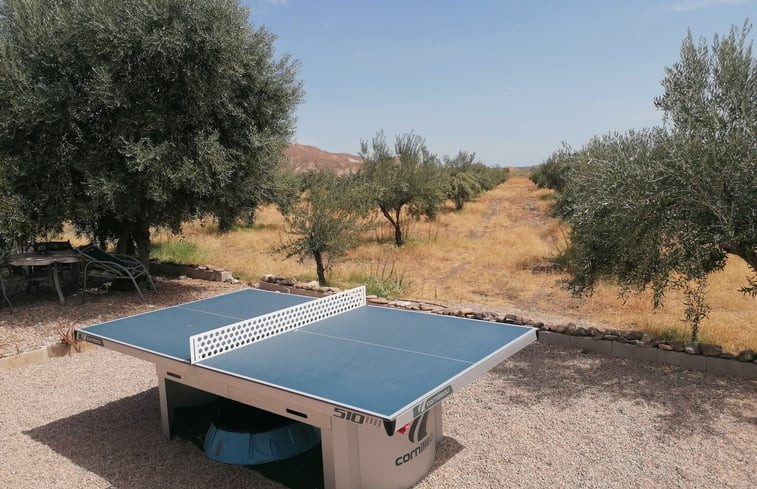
<box><xmin>243</xmin><ymin>0</ymin><xmax>754</xmax><ymax>166</ymax></box>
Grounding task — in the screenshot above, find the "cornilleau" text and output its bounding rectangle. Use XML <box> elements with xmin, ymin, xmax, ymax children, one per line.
<box><xmin>395</xmin><ymin>434</ymin><xmax>434</xmax><ymax>466</ymax></box>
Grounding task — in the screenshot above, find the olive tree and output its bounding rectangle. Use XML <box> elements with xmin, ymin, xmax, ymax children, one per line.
<box><xmin>654</xmin><ymin>21</ymin><xmax>757</xmax><ymax>295</ymax></box>
<box><xmin>553</xmin><ymin>129</ymin><xmax>675</xmax><ymax>301</ymax></box>
<box><xmin>240</xmin><ymin>168</ymin><xmax>302</xmax><ymax>228</ymax></box>
<box><xmin>530</xmin><ymin>143</ymin><xmax>579</xmax><ymax>192</ymax></box>
<box><xmin>441</xmin><ymin>151</ymin><xmax>509</xmax><ymax>210</ymax></box>
<box><xmin>0</xmin><ymin>0</ymin><xmax>302</xmax><ymax>262</ymax></box>
<box><xmin>359</xmin><ymin>131</ymin><xmax>446</xmax><ymax>246</ymax></box>
<box><xmin>278</xmin><ymin>171</ymin><xmax>367</xmax><ymax>285</ymax></box>
<box><xmin>552</xmin><ymin>22</ymin><xmax>756</xmax><ymax>339</ymax></box>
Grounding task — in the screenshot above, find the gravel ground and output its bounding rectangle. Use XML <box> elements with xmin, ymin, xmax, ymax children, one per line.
<box><xmin>1</xmin><ymin>342</ymin><xmax>755</xmax><ymax>488</ymax></box>
<box><xmin>1</xmin><ymin>278</ymin><xmax>755</xmax><ymax>488</ymax></box>
<box><xmin>0</xmin><ymin>276</ymin><xmax>247</xmax><ymax>358</ymax></box>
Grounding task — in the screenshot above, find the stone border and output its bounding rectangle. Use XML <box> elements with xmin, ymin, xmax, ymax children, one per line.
<box><xmin>537</xmin><ymin>332</ymin><xmax>756</xmax><ymax>379</ymax></box>
<box><xmin>254</xmin><ymin>275</ymin><xmax>757</xmax><ymax>381</ymax></box>
<box><xmin>0</xmin><ymin>341</ymin><xmax>98</xmax><ymax>371</ymax></box>
<box><xmin>3</xmin><ymin>270</ymin><xmax>753</xmax><ymax>381</ymax></box>
<box><xmin>149</xmin><ymin>261</ymin><xmax>236</xmax><ymax>283</ymax></box>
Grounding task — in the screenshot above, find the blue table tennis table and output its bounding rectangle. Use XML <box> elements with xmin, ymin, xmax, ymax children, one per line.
<box><xmin>76</xmin><ymin>286</ymin><xmax>536</xmax><ymax>489</ymax></box>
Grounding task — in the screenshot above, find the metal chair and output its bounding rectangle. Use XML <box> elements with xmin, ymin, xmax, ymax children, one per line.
<box><xmin>0</xmin><ymin>252</ymin><xmax>13</xmax><ymax>313</ymax></box>
<box><xmin>76</xmin><ymin>244</ymin><xmax>156</xmax><ymax>303</ymax></box>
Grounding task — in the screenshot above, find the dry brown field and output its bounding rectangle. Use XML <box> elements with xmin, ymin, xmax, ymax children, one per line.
<box><xmin>150</xmin><ymin>174</ymin><xmax>757</xmax><ymax>354</ymax></box>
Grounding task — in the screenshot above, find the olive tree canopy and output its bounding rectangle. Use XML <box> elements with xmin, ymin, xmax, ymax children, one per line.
<box><xmin>359</xmin><ymin>131</ymin><xmax>446</xmax><ymax>246</ymax></box>
<box><xmin>551</xmin><ymin>22</ymin><xmax>756</xmax><ymax>339</ymax></box>
<box><xmin>654</xmin><ymin>21</ymin><xmax>757</xmax><ymax>293</ymax></box>
<box><xmin>0</xmin><ymin>0</ymin><xmax>302</xmax><ymax>261</ymax></box>
<box><xmin>278</xmin><ymin>171</ymin><xmax>367</xmax><ymax>285</ymax></box>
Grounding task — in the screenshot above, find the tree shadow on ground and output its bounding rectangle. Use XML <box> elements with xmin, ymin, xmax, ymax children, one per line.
<box><xmin>1</xmin><ymin>277</ymin><xmax>243</xmax><ymax>357</ymax></box>
<box><xmin>7</xmin><ymin>276</ymin><xmax>213</xmax><ymax>319</ymax></box>
<box><xmin>495</xmin><ymin>342</ymin><xmax>757</xmax><ymax>435</ymax></box>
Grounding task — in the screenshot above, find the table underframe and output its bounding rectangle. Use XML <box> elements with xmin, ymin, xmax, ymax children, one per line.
<box><xmin>87</xmin><ymin>337</ymin><xmax>443</xmax><ymax>489</ymax></box>
<box><xmin>76</xmin><ymin>323</ymin><xmax>536</xmax><ymax>488</ymax></box>
<box><xmin>157</xmin><ymin>368</ymin><xmax>443</xmax><ymax>489</ymax></box>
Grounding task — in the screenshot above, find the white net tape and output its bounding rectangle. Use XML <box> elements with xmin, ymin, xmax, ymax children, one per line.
<box><xmin>190</xmin><ymin>286</ymin><xmax>366</xmax><ymax>364</ymax></box>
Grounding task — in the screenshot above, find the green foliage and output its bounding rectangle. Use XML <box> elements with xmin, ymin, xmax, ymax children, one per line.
<box><xmin>476</xmin><ymin>164</ymin><xmax>510</xmax><ymax>190</ymax></box>
<box><xmin>238</xmin><ymin>168</ymin><xmax>302</xmax><ymax>228</ymax></box>
<box><xmin>658</xmin><ymin>327</ymin><xmax>689</xmax><ymax>343</ymax></box>
<box><xmin>681</xmin><ymin>279</ymin><xmax>710</xmax><ymax>342</ymax></box>
<box><xmin>654</xmin><ymin>20</ymin><xmax>757</xmax><ymax>293</ymax></box>
<box><xmin>0</xmin><ymin>0</ymin><xmax>302</xmax><ymax>261</ymax></box>
<box><xmin>549</xmin><ymin>21</ymin><xmax>756</xmax><ymax>339</ymax></box>
<box><xmin>278</xmin><ymin>171</ymin><xmax>368</xmax><ymax>285</ymax></box>
<box><xmin>442</xmin><ymin>151</ymin><xmax>509</xmax><ymax>210</ymax></box>
<box><xmin>362</xmin><ymin>276</ymin><xmax>406</xmax><ymax>299</ymax></box>
<box><xmin>0</xmin><ymin>170</ymin><xmax>33</xmax><ymax>250</ymax></box>
<box><xmin>443</xmin><ymin>151</ymin><xmax>482</xmax><ymax>210</ymax></box>
<box><xmin>741</xmin><ymin>277</ymin><xmax>757</xmax><ymax>298</ymax></box>
<box><xmin>555</xmin><ymin>128</ymin><xmax>700</xmax><ymax>304</ymax></box>
<box><xmin>358</xmin><ymin>131</ymin><xmax>447</xmax><ymax>246</ymax></box>
<box><xmin>270</xmin><ymin>170</ymin><xmax>305</xmax><ymax>216</ymax></box>
<box><xmin>151</xmin><ymin>240</ymin><xmax>207</xmax><ymax>265</ymax></box>
<box><xmin>366</xmin><ymin>255</ymin><xmax>406</xmax><ymax>298</ymax></box>
<box><xmin>530</xmin><ymin>143</ymin><xmax>578</xmax><ymax>192</ymax></box>
<box><xmin>346</xmin><ymin>256</ymin><xmax>407</xmax><ymax>298</ymax></box>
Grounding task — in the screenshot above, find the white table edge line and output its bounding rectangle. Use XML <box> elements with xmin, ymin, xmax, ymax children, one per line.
<box><xmin>74</xmin><ymin>332</ymin><xmax>190</xmax><ymax>363</ymax></box>
<box><xmin>296</xmin><ymin>330</ymin><xmax>475</xmax><ymax>365</ymax></box>
<box><xmin>76</xmin><ymin>287</ymin><xmax>258</xmax><ymax>329</ymax></box>
<box><xmin>177</xmin><ymin>305</ymin><xmax>247</xmax><ymax>321</ymax></box>
<box><xmin>383</xmin><ymin>330</ymin><xmax>538</xmax><ymax>420</ymax></box>
<box><xmin>194</xmin><ymin>362</ymin><xmax>396</xmax><ymax>420</ymax></box>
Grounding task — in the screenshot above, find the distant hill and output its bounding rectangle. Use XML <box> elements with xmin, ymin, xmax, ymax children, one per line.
<box><xmin>283</xmin><ymin>144</ymin><xmax>533</xmax><ymax>174</ymax></box>
<box><xmin>284</xmin><ymin>144</ymin><xmax>362</xmax><ymax>174</ymax></box>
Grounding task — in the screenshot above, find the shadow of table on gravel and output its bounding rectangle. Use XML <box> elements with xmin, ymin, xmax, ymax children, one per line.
<box><xmin>24</xmin><ymin>388</ymin><xmax>466</xmax><ymax>489</ymax></box>
<box><xmin>25</xmin><ymin>388</ymin><xmax>299</xmax><ymax>489</ymax></box>
<box><xmin>497</xmin><ymin>342</ymin><xmax>757</xmax><ymax>434</ymax></box>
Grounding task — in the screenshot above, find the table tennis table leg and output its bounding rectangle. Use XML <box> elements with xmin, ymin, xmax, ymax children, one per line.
<box><xmin>157</xmin><ymin>372</ymin><xmax>172</xmax><ymax>439</ymax></box>
<box><xmin>156</xmin><ymin>367</ymin><xmax>223</xmax><ymax>439</ymax></box>
<box><xmin>435</xmin><ymin>404</ymin><xmax>444</xmax><ymax>446</ymax></box>
<box><xmin>320</xmin><ymin>421</ymin><xmax>361</xmax><ymax>489</ymax></box>
<box><xmin>50</xmin><ymin>264</ymin><xmax>65</xmax><ymax>305</ymax></box>
<box><xmin>320</xmin><ymin>405</ymin><xmax>444</xmax><ymax>489</ymax></box>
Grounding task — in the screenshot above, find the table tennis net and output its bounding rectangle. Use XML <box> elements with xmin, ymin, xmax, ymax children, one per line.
<box><xmin>190</xmin><ymin>286</ymin><xmax>366</xmax><ymax>363</ymax></box>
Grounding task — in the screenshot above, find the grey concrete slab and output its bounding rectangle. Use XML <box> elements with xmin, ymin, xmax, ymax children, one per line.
<box><xmin>657</xmin><ymin>350</ymin><xmax>707</xmax><ymax>371</ymax></box>
<box><xmin>705</xmin><ymin>356</ymin><xmax>757</xmax><ymax>380</ymax></box>
<box><xmin>537</xmin><ymin>331</ymin><xmax>573</xmax><ymax>348</ymax></box>
<box><xmin>525</xmin><ymin>330</ymin><xmax>757</xmax><ymax>380</ymax></box>
<box><xmin>612</xmin><ymin>342</ymin><xmax>660</xmax><ymax>363</ymax></box>
<box><xmin>570</xmin><ymin>335</ymin><xmax>613</xmax><ymax>355</ymax></box>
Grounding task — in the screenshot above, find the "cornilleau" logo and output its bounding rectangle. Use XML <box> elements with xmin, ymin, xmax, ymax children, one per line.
<box><xmin>395</xmin><ymin>412</ymin><xmax>433</xmax><ymax>466</ymax></box>
<box><xmin>77</xmin><ymin>332</ymin><xmax>103</xmax><ymax>346</ymax></box>
<box><xmin>412</xmin><ymin>385</ymin><xmax>453</xmax><ymax>417</ymax></box>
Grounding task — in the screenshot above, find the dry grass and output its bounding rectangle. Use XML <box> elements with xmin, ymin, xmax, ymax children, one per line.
<box><xmin>150</xmin><ymin>175</ymin><xmax>756</xmax><ymax>353</ymax></box>
<box><xmin>55</xmin><ymin>323</ymin><xmax>81</xmax><ymax>352</ymax></box>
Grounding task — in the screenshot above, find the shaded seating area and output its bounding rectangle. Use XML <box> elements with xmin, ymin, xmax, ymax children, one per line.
<box><xmin>76</xmin><ymin>244</ymin><xmax>156</xmax><ymax>304</ymax></box>
<box><xmin>23</xmin><ymin>241</ymin><xmax>79</xmax><ymax>302</ymax></box>
<box><xmin>4</xmin><ymin>241</ymin><xmax>83</xmax><ymax>306</ymax></box>
<box><xmin>3</xmin><ymin>242</ymin><xmax>82</xmax><ymax>309</ymax></box>
<box><xmin>0</xmin><ymin>242</ymin><xmax>156</xmax><ymax>310</ymax></box>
